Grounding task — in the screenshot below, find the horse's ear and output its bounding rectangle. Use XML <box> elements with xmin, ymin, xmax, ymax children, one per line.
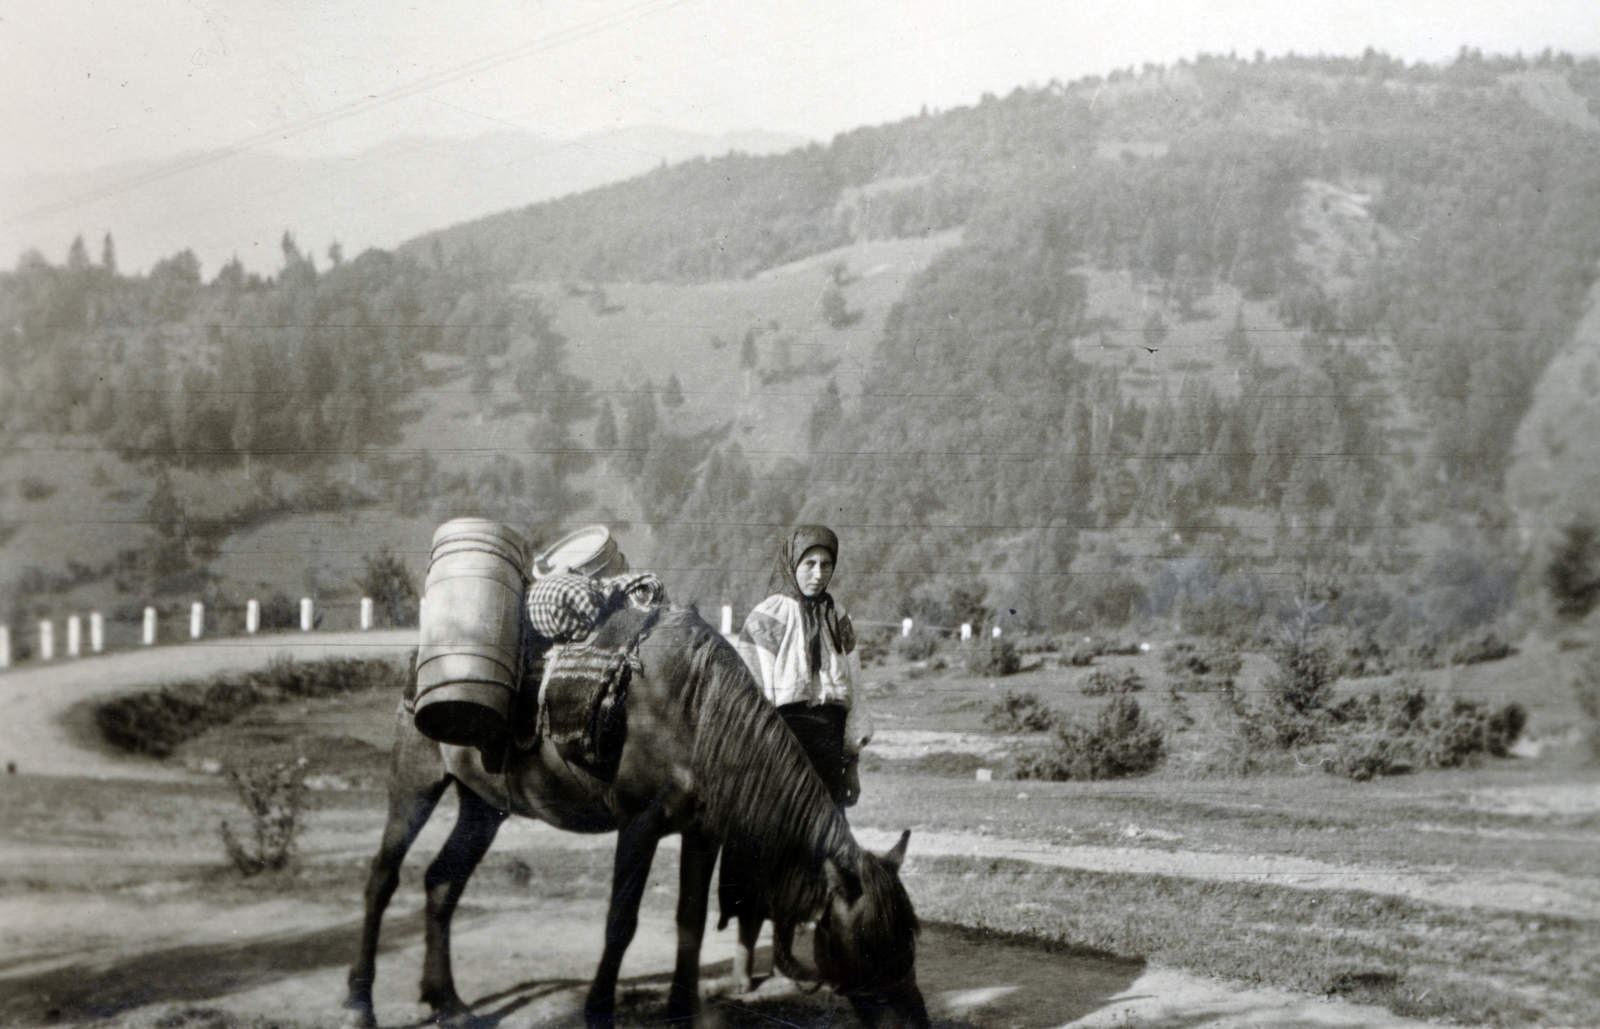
<box><xmin>882</xmin><ymin>829</ymin><xmax>911</xmax><ymax>871</ymax></box>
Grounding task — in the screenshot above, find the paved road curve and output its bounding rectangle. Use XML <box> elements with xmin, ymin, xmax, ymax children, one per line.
<box><xmin>0</xmin><ymin>630</ymin><xmax>417</xmax><ymax>779</ymax></box>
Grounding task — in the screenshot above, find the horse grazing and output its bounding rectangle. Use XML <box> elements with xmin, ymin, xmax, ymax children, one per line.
<box><xmin>344</xmin><ymin>607</ymin><xmax>927</xmax><ymax>1029</ymax></box>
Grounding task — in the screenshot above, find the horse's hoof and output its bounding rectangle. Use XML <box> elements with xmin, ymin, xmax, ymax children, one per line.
<box><xmin>340</xmin><ymin>1004</ymin><xmax>377</xmax><ymax>1029</ymax></box>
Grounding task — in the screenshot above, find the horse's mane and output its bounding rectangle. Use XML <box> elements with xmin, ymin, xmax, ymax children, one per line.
<box><xmin>647</xmin><ymin>608</ymin><xmax>860</xmax><ymax>927</ymax></box>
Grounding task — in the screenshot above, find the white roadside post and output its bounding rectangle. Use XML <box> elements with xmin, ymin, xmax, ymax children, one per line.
<box><xmin>90</xmin><ymin>611</ymin><xmax>104</xmax><ymax>654</ymax></box>
<box><xmin>246</xmin><ymin>599</ymin><xmax>260</xmax><ymax>634</ymax></box>
<box><xmin>0</xmin><ymin>626</ymin><xmax>10</xmax><ymax>669</ymax></box>
<box><xmin>992</xmin><ymin>625</ymin><xmax>1002</xmax><ymax>639</ymax></box>
<box><xmin>190</xmin><ymin>602</ymin><xmax>204</xmax><ymax>640</ymax></box>
<box><xmin>300</xmin><ymin>598</ymin><xmax>313</xmax><ymax>632</ymax></box>
<box><xmin>901</xmin><ymin>617</ymin><xmax>913</xmax><ymax>638</ymax></box>
<box><xmin>360</xmin><ymin>597</ymin><xmax>374</xmax><ymax>631</ymax></box>
<box><xmin>39</xmin><ymin>620</ymin><xmax>53</xmax><ymax>661</ymax></box>
<box><xmin>960</xmin><ymin>623</ymin><xmax>972</xmax><ymax>642</ymax></box>
<box><xmin>142</xmin><ymin>606</ymin><xmax>157</xmax><ymax>645</ymax></box>
<box><xmin>66</xmin><ymin>615</ymin><xmax>81</xmax><ymax>658</ymax></box>
<box><xmin>720</xmin><ymin>605</ymin><xmax>733</xmax><ymax>636</ymax></box>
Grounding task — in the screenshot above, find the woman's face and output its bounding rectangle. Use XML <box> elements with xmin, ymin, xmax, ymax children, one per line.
<box><xmin>795</xmin><ymin>546</ymin><xmax>835</xmax><ymax>598</ymax></box>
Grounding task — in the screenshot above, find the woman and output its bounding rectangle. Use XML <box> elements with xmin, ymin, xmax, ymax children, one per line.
<box><xmin>735</xmin><ymin>524</ymin><xmax>868</xmax><ymax>806</ymax></box>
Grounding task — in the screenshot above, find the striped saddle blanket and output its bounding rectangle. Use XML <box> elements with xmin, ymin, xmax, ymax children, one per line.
<box><xmin>532</xmin><ymin>605</ymin><xmax>659</xmax><ymax>778</ymax></box>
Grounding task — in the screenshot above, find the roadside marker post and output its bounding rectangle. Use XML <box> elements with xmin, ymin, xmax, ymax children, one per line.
<box><xmin>901</xmin><ymin>617</ymin><xmax>913</xmax><ymax>638</ymax></box>
<box><xmin>300</xmin><ymin>598</ymin><xmax>313</xmax><ymax>632</ymax></box>
<box><xmin>720</xmin><ymin>604</ymin><xmax>733</xmax><ymax>636</ymax></box>
<box><xmin>0</xmin><ymin>626</ymin><xmax>9</xmax><ymax>669</ymax></box>
<box><xmin>142</xmin><ymin>607</ymin><xmax>156</xmax><ymax>645</ymax></box>
<box><xmin>189</xmin><ymin>603</ymin><xmax>204</xmax><ymax>640</ymax></box>
<box><xmin>66</xmin><ymin>615</ymin><xmax>81</xmax><ymax>658</ymax></box>
<box><xmin>360</xmin><ymin>597</ymin><xmax>374</xmax><ymax>631</ymax></box>
<box><xmin>90</xmin><ymin>612</ymin><xmax>103</xmax><ymax>654</ymax></box>
<box><xmin>39</xmin><ymin>620</ymin><xmax>53</xmax><ymax>661</ymax></box>
<box><xmin>246</xmin><ymin>599</ymin><xmax>260</xmax><ymax>634</ymax></box>
<box><xmin>960</xmin><ymin>623</ymin><xmax>972</xmax><ymax>642</ymax></box>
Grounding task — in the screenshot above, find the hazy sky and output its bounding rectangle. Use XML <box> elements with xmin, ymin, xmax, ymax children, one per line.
<box><xmin>2</xmin><ymin>0</ymin><xmax>1597</xmax><ymax>186</ymax></box>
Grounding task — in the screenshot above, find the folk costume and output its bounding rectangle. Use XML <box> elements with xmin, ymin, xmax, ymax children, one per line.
<box><xmin>736</xmin><ymin>525</ymin><xmax>866</xmax><ymax>806</ymax></box>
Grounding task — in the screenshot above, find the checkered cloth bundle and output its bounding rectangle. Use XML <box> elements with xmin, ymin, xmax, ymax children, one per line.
<box><xmin>526</xmin><ymin>571</ymin><xmax>666</xmax><ymax>643</ymax></box>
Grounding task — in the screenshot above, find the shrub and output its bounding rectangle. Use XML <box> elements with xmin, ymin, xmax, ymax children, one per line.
<box><xmin>1162</xmin><ymin>642</ymin><xmax>1243</xmax><ymax>692</ymax></box>
<box><xmin>856</xmin><ymin>626</ymin><xmax>894</xmax><ymax>666</ymax></box>
<box><xmin>983</xmin><ymin>689</ymin><xmax>1055</xmax><ymax>733</ymax></box>
<box><xmin>1575</xmin><ymin>651</ymin><xmax>1600</xmax><ymax>762</ymax></box>
<box><xmin>95</xmin><ymin>657</ymin><xmax>409</xmax><ymax>757</ymax></box>
<box><xmin>896</xmin><ymin>625</ymin><xmax>940</xmax><ymax>662</ymax></box>
<box><xmin>1267</xmin><ymin>636</ymin><xmax>1336</xmax><ymax>713</ymax></box>
<box><xmin>1546</xmin><ymin>517</ymin><xmax>1600</xmax><ymax>619</ymax></box>
<box><xmin>1449</xmin><ymin>630</ymin><xmax>1517</xmax><ymax>666</ymax></box>
<box><xmin>1013</xmin><ymin>696</ymin><xmax>1165</xmax><ymax>781</ymax></box>
<box><xmin>260</xmin><ymin>592</ymin><xmax>299</xmax><ymax>631</ymax></box>
<box><xmin>359</xmin><ymin>547</ymin><xmax>420</xmax><ymax>627</ymax></box>
<box><xmin>1008</xmin><ymin>632</ymin><xmax>1057</xmax><ymax>654</ymax></box>
<box><xmin>1081</xmin><ymin>667</ymin><xmax>1145</xmax><ymax>696</ymax></box>
<box><xmin>1061</xmin><ymin>645</ymin><xmax>1097</xmax><ymax>667</ymax></box>
<box><xmin>220</xmin><ymin>760</ymin><xmax>308</xmax><ymax>875</ymax></box>
<box><xmin>966</xmin><ymin>636</ymin><xmax>1021</xmax><ymax>677</ymax></box>
<box><xmin>1317</xmin><ymin>684</ymin><xmax>1527</xmax><ymax>778</ymax></box>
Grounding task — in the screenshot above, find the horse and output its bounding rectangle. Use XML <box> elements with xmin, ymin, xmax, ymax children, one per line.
<box><xmin>343</xmin><ymin>607</ymin><xmax>928</xmax><ymax>1029</ymax></box>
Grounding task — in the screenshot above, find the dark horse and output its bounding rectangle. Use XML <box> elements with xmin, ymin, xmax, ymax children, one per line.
<box><xmin>344</xmin><ymin>608</ymin><xmax>927</xmax><ymax>1029</ymax></box>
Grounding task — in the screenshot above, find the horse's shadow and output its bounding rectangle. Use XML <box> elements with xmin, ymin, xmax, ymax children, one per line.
<box><xmin>0</xmin><ymin>909</ymin><xmax>425</xmax><ymax>1026</ymax></box>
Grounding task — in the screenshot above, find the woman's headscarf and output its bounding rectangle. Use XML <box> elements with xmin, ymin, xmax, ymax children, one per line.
<box><xmin>768</xmin><ymin>524</ymin><xmax>842</xmax><ymax>675</ymax></box>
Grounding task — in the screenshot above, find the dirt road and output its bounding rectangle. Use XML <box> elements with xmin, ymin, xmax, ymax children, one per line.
<box><xmin>0</xmin><ymin>630</ymin><xmax>416</xmax><ymax>779</ymax></box>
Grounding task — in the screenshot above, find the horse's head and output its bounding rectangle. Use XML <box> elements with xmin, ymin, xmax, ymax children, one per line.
<box><xmin>813</xmin><ymin>830</ymin><xmax>928</xmax><ymax>1029</ymax></box>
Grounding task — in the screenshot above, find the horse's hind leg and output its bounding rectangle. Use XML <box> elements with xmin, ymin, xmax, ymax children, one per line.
<box><xmin>419</xmin><ymin>786</ymin><xmax>507</xmax><ymax>1019</ymax></box>
<box><xmin>345</xmin><ymin>715</ymin><xmax>452</xmax><ymax>1027</ymax></box>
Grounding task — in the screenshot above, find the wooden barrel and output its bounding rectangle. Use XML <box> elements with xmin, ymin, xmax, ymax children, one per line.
<box><xmin>414</xmin><ymin>519</ymin><xmax>529</xmax><ymax>746</ymax></box>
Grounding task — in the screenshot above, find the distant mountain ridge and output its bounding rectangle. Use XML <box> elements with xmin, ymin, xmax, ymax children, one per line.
<box><xmin>0</xmin><ymin>125</ymin><xmax>808</xmax><ymax>275</ymax></box>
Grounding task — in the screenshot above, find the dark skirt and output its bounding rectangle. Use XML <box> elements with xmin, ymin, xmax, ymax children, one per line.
<box><xmin>776</xmin><ymin>701</ymin><xmax>853</xmax><ymax>806</ymax></box>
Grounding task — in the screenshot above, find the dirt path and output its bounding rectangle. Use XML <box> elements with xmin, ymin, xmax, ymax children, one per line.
<box><xmin>0</xmin><ymin>630</ymin><xmax>416</xmax><ymax>779</ymax></box>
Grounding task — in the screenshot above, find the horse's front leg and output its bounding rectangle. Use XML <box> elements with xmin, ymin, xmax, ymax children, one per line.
<box><xmin>419</xmin><ymin>786</ymin><xmax>507</xmax><ymax>1021</ymax></box>
<box><xmin>668</xmin><ymin>827</ymin><xmax>718</xmax><ymax>1023</ymax></box>
<box><xmin>585</xmin><ymin>799</ymin><xmax>667</xmax><ymax>1029</ymax></box>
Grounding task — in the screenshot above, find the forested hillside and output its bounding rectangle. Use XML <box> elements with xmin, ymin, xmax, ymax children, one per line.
<box><xmin>5</xmin><ymin>48</ymin><xmax>1600</xmax><ymax>650</ymax></box>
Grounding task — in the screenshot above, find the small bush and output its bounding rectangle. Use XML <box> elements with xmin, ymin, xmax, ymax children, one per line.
<box><xmin>1081</xmin><ymin>667</ymin><xmax>1145</xmax><ymax>696</ymax></box>
<box><xmin>1061</xmin><ymin>645</ymin><xmax>1097</xmax><ymax>667</ymax></box>
<box><xmin>1008</xmin><ymin>632</ymin><xmax>1057</xmax><ymax>654</ymax></box>
<box><xmin>896</xmin><ymin>626</ymin><xmax>940</xmax><ymax>662</ymax></box>
<box><xmin>1267</xmin><ymin>636</ymin><xmax>1336</xmax><ymax>713</ymax></box>
<box><xmin>96</xmin><ymin>657</ymin><xmax>409</xmax><ymax>757</ymax></box>
<box><xmin>983</xmin><ymin>689</ymin><xmax>1056</xmax><ymax>733</ymax></box>
<box><xmin>966</xmin><ymin>637</ymin><xmax>1022</xmax><ymax>677</ymax></box>
<box><xmin>1092</xmin><ymin>635</ymin><xmax>1143</xmax><ymax>657</ymax></box>
<box><xmin>260</xmin><ymin>592</ymin><xmax>299</xmax><ymax>631</ymax></box>
<box><xmin>359</xmin><ymin>547</ymin><xmax>420</xmax><ymax>627</ymax></box>
<box><xmin>1317</xmin><ymin>685</ymin><xmax>1526</xmax><ymax>778</ymax></box>
<box><xmin>1013</xmin><ymin>696</ymin><xmax>1165</xmax><ymax>781</ymax></box>
<box><xmin>220</xmin><ymin>760</ymin><xmax>308</xmax><ymax>875</ymax></box>
<box><xmin>1163</xmin><ymin>642</ymin><xmax>1243</xmax><ymax>692</ymax></box>
<box><xmin>1449</xmin><ymin>630</ymin><xmax>1517</xmax><ymax>666</ymax></box>
<box><xmin>1546</xmin><ymin>517</ymin><xmax>1600</xmax><ymax>620</ymax></box>
<box><xmin>857</xmin><ymin>627</ymin><xmax>894</xmax><ymax>666</ymax></box>
<box><xmin>1574</xmin><ymin>651</ymin><xmax>1600</xmax><ymax>762</ymax></box>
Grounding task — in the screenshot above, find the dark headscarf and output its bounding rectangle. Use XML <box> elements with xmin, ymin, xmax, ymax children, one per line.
<box><xmin>768</xmin><ymin>524</ymin><xmax>842</xmax><ymax>676</ymax></box>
